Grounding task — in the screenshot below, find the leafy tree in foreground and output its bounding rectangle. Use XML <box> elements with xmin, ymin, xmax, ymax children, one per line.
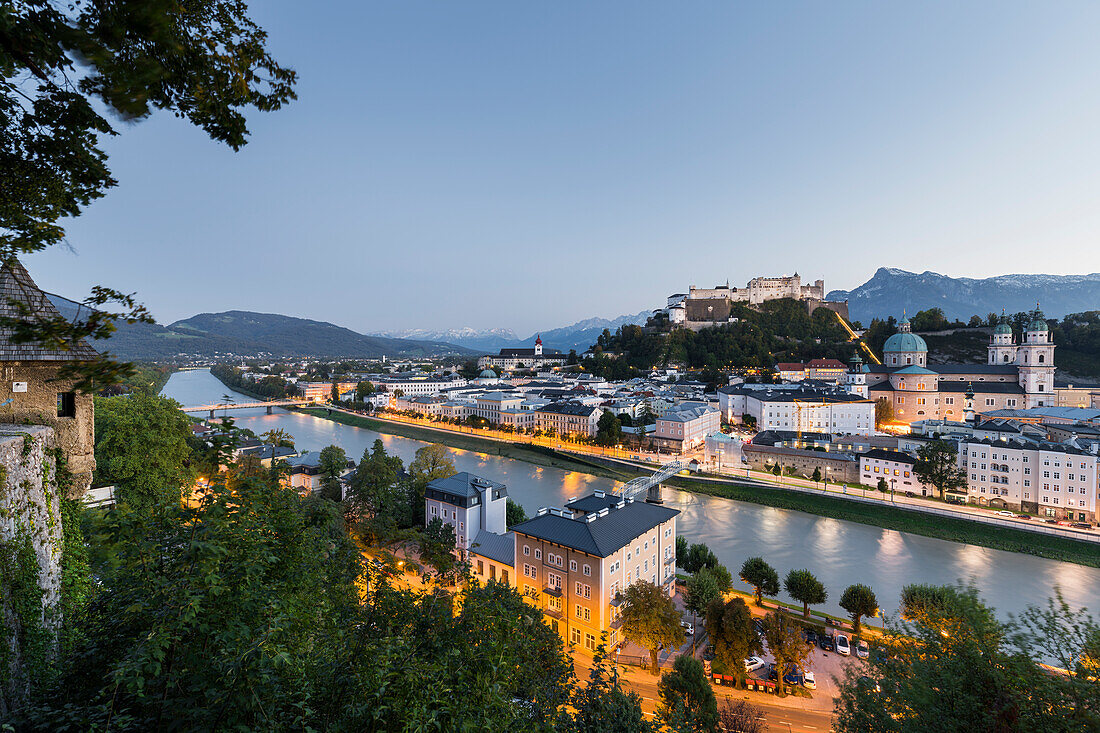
<box><xmin>675</xmin><ymin>535</ymin><xmax>689</xmax><ymax>567</ymax></box>
<box><xmin>557</xmin><ymin>642</ymin><xmax>652</xmax><ymax>733</ymax></box>
<box><xmin>260</xmin><ymin>428</ymin><xmax>295</xmax><ymax>449</ymax></box>
<box><xmin>619</xmin><ymin>581</ymin><xmax>685</xmax><ymax>675</ymax></box>
<box><xmin>913</xmin><ymin>439</ymin><xmax>968</xmax><ymax>499</ymax></box>
<box><xmin>318</xmin><ymin>444</ymin><xmax>348</xmax><ymax>501</ymax></box>
<box><xmin>718</xmin><ymin>699</ymin><xmax>767</xmax><ymax>733</ymax></box>
<box><xmin>683</xmin><ymin>542</ymin><xmax>719</xmax><ymax>574</ymax></box>
<box><xmin>407</xmin><ymin>443</ymin><xmax>457</xmax><ymax>525</ymax></box>
<box><xmin>595</xmin><ymin>410</ymin><xmax>623</xmax><ymax>447</ymax></box>
<box><xmin>418</xmin><ymin>518</ymin><xmax>464</xmax><ymax>584</ymax></box>
<box><xmin>706</xmin><ymin>596</ymin><xmax>761</xmax><ymax>689</ymax></box>
<box><xmin>657</xmin><ymin>655</ymin><xmax>718</xmax><ymax>733</ymax></box>
<box><xmin>685</xmin><ymin>568</ymin><xmax>722</xmax><ymax>649</ymax></box>
<box><xmin>94</xmin><ymin>394</ymin><xmax>195</xmax><ymax>509</ymax></box>
<box><xmin>839</xmin><ymin>584</ymin><xmax>879</xmax><ymax>635</ymax></box>
<box><xmin>762</xmin><ymin>611</ymin><xmax>812</xmax><ymax>697</ymax></box>
<box><xmin>740</xmin><ymin>557</ymin><xmax>780</xmax><ymax>606</ymax></box>
<box><xmin>1</xmin><ymin>0</ymin><xmax>295</xmax><ymax>388</ymax></box>
<box><xmin>784</xmin><ymin>568</ymin><xmax>827</xmax><ymax>619</ymax></box>
<box><xmin>835</xmin><ymin>585</ymin><xmax>1100</xmax><ymax>733</ymax></box>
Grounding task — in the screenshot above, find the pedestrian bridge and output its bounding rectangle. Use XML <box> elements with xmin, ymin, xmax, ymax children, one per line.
<box><xmin>180</xmin><ymin>399</ymin><xmax>316</xmax><ymax>417</ymax></box>
<box><xmin>617</xmin><ymin>460</ymin><xmax>688</xmax><ymax>503</ymax></box>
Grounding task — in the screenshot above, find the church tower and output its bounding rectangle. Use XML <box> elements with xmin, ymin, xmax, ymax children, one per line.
<box><xmin>988</xmin><ymin>311</ymin><xmax>1018</xmax><ymax>365</ymax></box>
<box><xmin>534</xmin><ymin>334</ymin><xmax>543</xmax><ymax>356</ymax></box>
<box><xmin>1016</xmin><ymin>306</ymin><xmax>1056</xmax><ymax>407</ymax></box>
<box><xmin>846</xmin><ymin>353</ymin><xmax>868</xmax><ymax>398</ymax></box>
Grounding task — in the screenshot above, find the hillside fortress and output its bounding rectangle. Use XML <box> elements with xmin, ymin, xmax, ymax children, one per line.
<box><xmin>661</xmin><ymin>273</ymin><xmax>849</xmax><ymax>329</ymax></box>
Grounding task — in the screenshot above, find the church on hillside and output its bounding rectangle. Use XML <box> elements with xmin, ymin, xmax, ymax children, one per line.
<box><xmin>846</xmin><ymin>310</ymin><xmax>1056</xmax><ymax>425</ymax></box>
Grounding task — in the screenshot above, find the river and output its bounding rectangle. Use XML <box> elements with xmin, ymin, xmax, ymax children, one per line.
<box><xmin>163</xmin><ymin>369</ymin><xmax>1100</xmax><ymax>621</ymax></box>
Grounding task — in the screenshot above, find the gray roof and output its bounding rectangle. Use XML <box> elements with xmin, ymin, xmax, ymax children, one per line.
<box><xmin>565</xmin><ymin>493</ymin><xmax>622</xmax><ymax>514</ymax></box>
<box><xmin>511</xmin><ymin>497</ymin><xmax>679</xmax><ymax>557</ymax></box>
<box><xmin>426</xmin><ymin>472</ymin><xmax>507</xmax><ymax>500</ymax></box>
<box><xmin>469</xmin><ymin>531</ymin><xmax>515</xmax><ymax>566</ymax></box>
<box><xmin>861</xmin><ymin>448</ymin><xmax>917</xmax><ymax>465</ymax></box>
<box><xmin>0</xmin><ymin>259</ymin><xmax>99</xmax><ymax>361</ymax></box>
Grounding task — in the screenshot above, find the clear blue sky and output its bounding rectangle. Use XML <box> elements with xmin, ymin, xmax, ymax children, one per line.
<box><xmin>27</xmin><ymin>1</ymin><xmax>1100</xmax><ymax>336</ymax></box>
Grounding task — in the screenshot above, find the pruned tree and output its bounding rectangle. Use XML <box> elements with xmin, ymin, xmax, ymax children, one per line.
<box><xmin>706</xmin><ymin>596</ymin><xmax>761</xmax><ymax>689</ymax></box>
<box><xmin>839</xmin><ymin>584</ymin><xmax>879</xmax><ymax>635</ymax></box>
<box><xmin>657</xmin><ymin>655</ymin><xmax>719</xmax><ymax>732</ymax></box>
<box><xmin>762</xmin><ymin>611</ymin><xmax>812</xmax><ymax>697</ymax></box>
<box><xmin>740</xmin><ymin>557</ymin><xmax>779</xmax><ymax>606</ymax></box>
<box><xmin>784</xmin><ymin>569</ymin><xmax>827</xmax><ymax>619</ymax></box>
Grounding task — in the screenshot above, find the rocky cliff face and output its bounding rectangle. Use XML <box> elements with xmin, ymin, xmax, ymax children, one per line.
<box><xmin>0</xmin><ymin>426</ymin><xmax>62</xmax><ymax>716</ymax></box>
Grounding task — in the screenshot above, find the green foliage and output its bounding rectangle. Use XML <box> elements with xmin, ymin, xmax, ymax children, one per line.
<box><xmin>675</xmin><ymin>535</ymin><xmax>689</xmax><ymax>568</ymax></box>
<box><xmin>582</xmin><ymin>300</ymin><xmax>855</xmax><ymax>377</ymax></box>
<box><xmin>914</xmin><ymin>440</ymin><xmax>967</xmax><ymax>499</ymax></box>
<box><xmin>418</xmin><ymin>518</ymin><xmax>465</xmax><ymax>583</ymax></box>
<box><xmin>406</xmin><ymin>443</ymin><xmax>457</xmax><ymax>527</ymax></box>
<box><xmin>839</xmin><ymin>584</ymin><xmax>878</xmax><ymax>634</ymax></box>
<box><xmin>619</xmin><ymin>581</ymin><xmax>685</xmax><ymax>675</ymax></box>
<box><xmin>506</xmin><ymin>498</ymin><xmax>528</xmax><ymax>527</ymax></box>
<box><xmin>657</xmin><ymin>655</ymin><xmax>719</xmax><ymax>732</ymax></box>
<box><xmin>557</xmin><ymin>643</ymin><xmax>652</xmax><ymax>732</ymax></box>
<box><xmin>762</xmin><ymin>611</ymin><xmax>812</xmax><ymax>697</ymax></box>
<box><xmin>705</xmin><ymin>596</ymin><xmax>761</xmax><ymax>689</ymax></box>
<box><xmin>93</xmin><ymin>394</ymin><xmax>195</xmax><ymax>510</ymax></box>
<box><xmin>595</xmin><ymin>411</ymin><xmax>623</xmax><ymax>447</ymax></box>
<box><xmin>57</xmin><ymin>498</ymin><xmax>91</xmax><ymax>656</ymax></box>
<box><xmin>318</xmin><ymin>444</ymin><xmax>349</xmax><ymax>501</ymax></box>
<box><xmin>0</xmin><ymin>528</ymin><xmax>51</xmax><ymax>709</ymax></box>
<box><xmin>740</xmin><ymin>557</ymin><xmax>780</xmax><ymax>606</ymax></box>
<box><xmin>784</xmin><ymin>568</ymin><xmax>827</xmax><ymax>618</ymax></box>
<box><xmin>682</xmin><ymin>542</ymin><xmax>718</xmax><ymax>574</ymax></box>
<box><xmin>877</xmin><ymin>477</ymin><xmax>889</xmax><ymax>493</ymax></box>
<box><xmin>210</xmin><ymin>363</ymin><xmax>297</xmax><ymax>399</ymax></box>
<box><xmin>684</xmin><ymin>569</ymin><xmax>722</xmax><ymax>628</ymax></box>
<box><xmin>836</xmin><ymin>585</ymin><xmax>1099</xmax><ymax>733</ymax></box>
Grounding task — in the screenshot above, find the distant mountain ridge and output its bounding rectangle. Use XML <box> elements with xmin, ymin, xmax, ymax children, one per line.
<box><xmin>100</xmin><ymin>310</ymin><xmax>476</xmax><ymax>361</ymax></box>
<box><xmin>371</xmin><ymin>309</ymin><xmax>653</xmax><ymax>352</ymax></box>
<box><xmin>829</xmin><ymin>268</ymin><xmax>1100</xmax><ymax>324</ymax></box>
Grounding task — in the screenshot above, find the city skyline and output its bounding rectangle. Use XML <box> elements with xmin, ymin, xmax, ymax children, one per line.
<box><xmin>25</xmin><ymin>0</ymin><xmax>1100</xmax><ymax>334</ymax></box>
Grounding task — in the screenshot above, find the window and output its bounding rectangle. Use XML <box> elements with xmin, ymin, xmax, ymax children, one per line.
<box><xmin>570</xmin><ymin>560</ymin><xmax>577</xmax><ymax>571</ymax></box>
<box><xmin>583</xmin><ymin>564</ymin><xmax>591</xmax><ymax>576</ymax></box>
<box><xmin>477</xmin><ymin>560</ymin><xmax>483</xmax><ymax>575</ymax></box>
<box><xmin>56</xmin><ymin>392</ymin><xmax>76</xmax><ymax>418</ymax></box>
<box><xmin>523</xmin><ymin>545</ymin><xmax>530</xmax><ymax>556</ymax></box>
<box><xmin>431</xmin><ymin>506</ymin><xmax>438</xmax><ymax>516</ymax></box>
<box><xmin>571</xmin><ymin>628</ymin><xmax>582</xmax><ymax>645</ymax></box>
<box><xmin>534</xmin><ymin>548</ymin><xmax>542</xmax><ymax>560</ymax></box>
<box><xmin>583</xmin><ymin>584</ymin><xmax>591</xmax><ymax>599</ymax></box>
<box><xmin>585</xmin><ymin>633</ymin><xmax>596</xmax><ymax>651</ymax></box>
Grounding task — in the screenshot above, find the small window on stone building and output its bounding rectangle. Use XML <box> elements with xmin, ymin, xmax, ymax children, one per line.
<box><xmin>57</xmin><ymin>392</ymin><xmax>76</xmax><ymax>418</ymax></box>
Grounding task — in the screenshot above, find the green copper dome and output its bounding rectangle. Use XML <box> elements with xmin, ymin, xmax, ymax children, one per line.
<box><xmin>1028</xmin><ymin>316</ymin><xmax>1049</xmax><ymax>332</ymax></box>
<box><xmin>883</xmin><ymin>331</ymin><xmax>928</xmax><ymax>353</ymax></box>
<box><xmin>993</xmin><ymin>320</ymin><xmax>1012</xmax><ymax>335</ymax></box>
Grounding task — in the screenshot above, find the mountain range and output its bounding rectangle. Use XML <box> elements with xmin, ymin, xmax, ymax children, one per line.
<box><xmin>829</xmin><ymin>268</ymin><xmax>1100</xmax><ymax>324</ymax></box>
<box><xmin>369</xmin><ymin>310</ymin><xmax>653</xmax><ymax>352</ymax></box>
<box><xmin>94</xmin><ymin>310</ymin><xmax>477</xmax><ymax>361</ymax></box>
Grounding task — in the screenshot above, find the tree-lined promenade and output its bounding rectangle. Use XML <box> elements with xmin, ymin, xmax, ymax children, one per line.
<box><xmin>294</xmin><ymin>405</ymin><xmax>1100</xmax><ymax>568</ymax></box>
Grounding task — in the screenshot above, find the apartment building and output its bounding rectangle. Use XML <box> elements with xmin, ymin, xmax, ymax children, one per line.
<box><xmin>719</xmin><ymin>385</ymin><xmax>875</xmax><ymax>436</ymax></box>
<box><xmin>858</xmin><ymin>449</ymin><xmax>934</xmax><ymax>496</ymax></box>
<box><xmin>424</xmin><ymin>472</ymin><xmax>508</xmax><ymax>550</ymax></box>
<box><xmin>959</xmin><ymin>439</ymin><xmax>1098</xmax><ymax>522</ymax></box>
<box><xmin>654</xmin><ymin>405</ymin><xmax>720</xmax><ymax>450</ymax></box>
<box><xmin>297</xmin><ymin>381</ymin><xmax>358</xmax><ymax>401</ymax></box>
<box><xmin>473</xmin><ymin>391</ymin><xmax>525</xmax><ymax>423</ymax></box>
<box><xmin>531</xmin><ymin>402</ymin><xmax>604</xmax><ymax>438</ymax></box>
<box><xmin>510</xmin><ymin>491</ymin><xmax>679</xmax><ymax>652</ymax></box>
<box><xmin>366</xmin><ymin>373</ymin><xmax>469</xmax><ymax>396</ymax></box>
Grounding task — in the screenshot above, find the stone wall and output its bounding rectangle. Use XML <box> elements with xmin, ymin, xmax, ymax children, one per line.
<box><xmin>742</xmin><ymin>443</ymin><xmax>860</xmax><ymax>483</ymax></box>
<box><xmin>0</xmin><ymin>362</ymin><xmax>94</xmax><ymax>497</ymax></box>
<box><xmin>0</xmin><ymin>426</ymin><xmax>62</xmax><ymax>716</ymax></box>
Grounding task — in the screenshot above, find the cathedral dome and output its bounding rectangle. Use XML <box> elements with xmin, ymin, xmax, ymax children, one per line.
<box><xmin>479</xmin><ymin>368</ymin><xmax>497</xmax><ymax>379</ymax></box>
<box><xmin>883</xmin><ymin>331</ymin><xmax>928</xmax><ymax>353</ymax></box>
<box><xmin>1028</xmin><ymin>316</ymin><xmax>1049</xmax><ymax>332</ymax></box>
<box><xmin>994</xmin><ymin>321</ymin><xmax>1013</xmax><ymax>335</ymax></box>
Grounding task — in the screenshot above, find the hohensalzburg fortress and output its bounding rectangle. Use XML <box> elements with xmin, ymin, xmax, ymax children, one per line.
<box><xmin>661</xmin><ymin>273</ymin><xmax>848</xmax><ymax>329</ymax></box>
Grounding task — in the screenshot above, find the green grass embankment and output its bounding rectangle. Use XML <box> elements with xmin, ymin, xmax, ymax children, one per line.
<box><xmin>669</xmin><ymin>477</ymin><xmax>1100</xmax><ymax>568</ymax></box>
<box><xmin>301</xmin><ymin>410</ymin><xmax>1100</xmax><ymax>569</ymax></box>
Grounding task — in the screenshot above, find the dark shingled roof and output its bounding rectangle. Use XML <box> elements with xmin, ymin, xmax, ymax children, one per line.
<box><xmin>0</xmin><ymin>259</ymin><xmax>98</xmax><ymax>361</ymax></box>
<box><xmin>565</xmin><ymin>494</ymin><xmax>621</xmax><ymax>514</ymax></box>
<box><xmin>469</xmin><ymin>531</ymin><xmax>515</xmax><ymax>566</ymax></box>
<box><xmin>861</xmin><ymin>448</ymin><xmax>917</xmax><ymax>465</ymax></box>
<box><xmin>427</xmin><ymin>472</ymin><xmax>507</xmax><ymax>500</ymax></box>
<box><xmin>511</xmin><ymin>497</ymin><xmax>679</xmax><ymax>557</ymax></box>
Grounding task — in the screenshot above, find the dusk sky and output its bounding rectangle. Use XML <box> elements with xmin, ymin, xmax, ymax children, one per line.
<box><xmin>27</xmin><ymin>1</ymin><xmax>1100</xmax><ymax>337</ymax></box>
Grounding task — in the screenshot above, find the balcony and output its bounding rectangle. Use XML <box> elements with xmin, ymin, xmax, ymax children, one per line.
<box><xmin>664</xmin><ymin>555</ymin><xmax>676</xmax><ymax>566</ymax></box>
<box><xmin>544</xmin><ymin>608</ymin><xmax>563</xmax><ymax>620</ymax></box>
<box><xmin>544</xmin><ymin>585</ymin><xmax>563</xmax><ymax>598</ymax></box>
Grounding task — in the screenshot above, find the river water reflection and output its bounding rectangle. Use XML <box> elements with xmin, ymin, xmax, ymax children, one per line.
<box><xmin>164</xmin><ymin>369</ymin><xmax>1100</xmax><ymax>620</ymax></box>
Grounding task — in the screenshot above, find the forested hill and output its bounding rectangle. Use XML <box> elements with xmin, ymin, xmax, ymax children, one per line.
<box><xmin>99</xmin><ymin>310</ymin><xmax>476</xmax><ymax>360</ymax></box>
<box><xmin>582</xmin><ymin>299</ymin><xmax>857</xmax><ymax>379</ymax></box>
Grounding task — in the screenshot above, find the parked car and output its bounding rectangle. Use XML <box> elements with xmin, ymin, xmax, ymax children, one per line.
<box><xmin>1044</xmin><ymin>518</ymin><xmax>1059</xmax><ymax>524</ymax></box>
<box><xmin>753</xmin><ymin>618</ymin><xmax>766</xmax><ymax>635</ymax></box>
<box><xmin>1057</xmin><ymin>520</ymin><xmax>1075</xmax><ymax>527</ymax></box>
<box><xmin>782</xmin><ymin>668</ymin><xmax>804</xmax><ymax>686</ymax></box>
<box><xmin>995</xmin><ymin>510</ymin><xmax>1016</xmax><ymax>518</ymax></box>
<box><xmin>680</xmin><ymin>621</ymin><xmax>694</xmax><ymax>636</ymax></box>
<box><xmin>856</xmin><ymin>640</ymin><xmax>870</xmax><ymax>659</ymax></box>
<box><xmin>836</xmin><ymin>634</ymin><xmax>851</xmax><ymax>656</ymax></box>
<box><xmin>820</xmin><ymin>633</ymin><xmax>835</xmax><ymax>652</ymax></box>
<box><xmin>805</xmin><ymin>629</ymin><xmax>819</xmax><ymax>646</ymax></box>
<box><xmin>1016</xmin><ymin>514</ymin><xmax>1032</xmax><ymax>521</ymax></box>
<box><xmin>904</xmin><ymin>491</ymin><xmax>916</xmax><ymax>498</ymax></box>
<box><xmin>1072</xmin><ymin>522</ymin><xmax>1093</xmax><ymax>530</ymax></box>
<box><xmin>745</xmin><ymin>656</ymin><xmax>767</xmax><ymax>673</ymax></box>
<box><xmin>803</xmin><ymin>671</ymin><xmax>817</xmax><ymax>690</ymax></box>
